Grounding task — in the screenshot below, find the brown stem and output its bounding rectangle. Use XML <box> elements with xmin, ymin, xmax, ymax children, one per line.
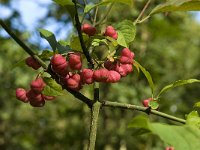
<box><xmin>72</xmin><ymin>0</ymin><xmax>94</xmax><ymax>68</ymax></box>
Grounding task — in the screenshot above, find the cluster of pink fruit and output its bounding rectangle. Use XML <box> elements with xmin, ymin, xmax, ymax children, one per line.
<box><xmin>16</xmin><ymin>78</ymin><xmax>55</xmax><ymax>107</ymax></box>
<box><xmin>16</xmin><ymin>23</ymin><xmax>135</xmax><ymax>105</ymax></box>
<box><xmin>50</xmin><ymin>47</ymin><xmax>134</xmax><ymax>91</ymax></box>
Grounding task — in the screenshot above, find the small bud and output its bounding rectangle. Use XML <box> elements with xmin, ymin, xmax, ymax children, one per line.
<box><xmin>165</xmin><ymin>146</ymin><xmax>175</xmax><ymax>150</ymax></box>
<box><xmin>81</xmin><ymin>23</ymin><xmax>96</xmax><ymax>36</ymax></box>
<box><xmin>16</xmin><ymin>88</ymin><xmax>29</xmax><ymax>103</ymax></box>
<box><xmin>142</xmin><ymin>98</ymin><xmax>153</xmax><ymax>107</ymax></box>
<box><xmin>25</xmin><ymin>56</ymin><xmax>41</xmax><ymax>70</ymax></box>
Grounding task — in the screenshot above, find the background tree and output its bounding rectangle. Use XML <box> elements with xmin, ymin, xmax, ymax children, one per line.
<box><xmin>0</xmin><ymin>0</ymin><xmax>200</xmax><ymax>149</ymax></box>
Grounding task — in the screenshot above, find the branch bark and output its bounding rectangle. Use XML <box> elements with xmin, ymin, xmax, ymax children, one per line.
<box><xmin>87</xmin><ymin>82</ymin><xmax>101</xmax><ymax>150</ymax></box>
<box><xmin>72</xmin><ymin>0</ymin><xmax>94</xmax><ymax>68</ymax></box>
<box><xmin>102</xmin><ymin>101</ymin><xmax>186</xmax><ymax>124</ymax></box>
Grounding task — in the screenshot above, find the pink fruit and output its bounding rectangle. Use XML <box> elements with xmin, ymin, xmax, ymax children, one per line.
<box><xmin>115</xmin><ymin>63</ymin><xmax>133</xmax><ymax>77</ymax></box>
<box><xmin>51</xmin><ymin>54</ymin><xmax>69</xmax><ymax>76</ymax></box>
<box><xmin>104</xmin><ymin>26</ymin><xmax>118</xmax><ymax>40</ymax></box>
<box><xmin>30</xmin><ymin>78</ymin><xmax>46</xmax><ymax>93</ymax></box>
<box><xmin>165</xmin><ymin>146</ymin><xmax>175</xmax><ymax>150</ymax></box>
<box><xmin>25</xmin><ymin>56</ymin><xmax>41</xmax><ymax>70</ymax></box>
<box><xmin>81</xmin><ymin>23</ymin><xmax>96</xmax><ymax>36</ymax></box>
<box><xmin>15</xmin><ymin>88</ymin><xmax>29</xmax><ymax>103</ymax></box>
<box><xmin>121</xmin><ymin>48</ymin><xmax>132</xmax><ymax>57</ymax></box>
<box><xmin>69</xmin><ymin>53</ymin><xmax>82</xmax><ymax>70</ymax></box>
<box><xmin>26</xmin><ymin>90</ymin><xmax>44</xmax><ymax>101</ymax></box>
<box><xmin>65</xmin><ymin>74</ymin><xmax>82</xmax><ymax>91</ymax></box>
<box><xmin>26</xmin><ymin>90</ymin><xmax>45</xmax><ymax>107</ymax></box>
<box><xmin>106</xmin><ymin>70</ymin><xmax>121</xmax><ymax>83</ymax></box>
<box><xmin>142</xmin><ymin>98</ymin><xmax>153</xmax><ymax>107</ymax></box>
<box><xmin>120</xmin><ymin>48</ymin><xmax>134</xmax><ymax>64</ymax></box>
<box><xmin>93</xmin><ymin>68</ymin><xmax>109</xmax><ymax>82</ymax></box>
<box><xmin>81</xmin><ymin>69</ymin><xmax>94</xmax><ymax>84</ymax></box>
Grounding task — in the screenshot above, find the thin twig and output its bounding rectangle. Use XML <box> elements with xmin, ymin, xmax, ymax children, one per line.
<box><xmin>134</xmin><ymin>0</ymin><xmax>151</xmax><ymax>24</ymax></box>
<box><xmin>93</xmin><ymin>6</ymin><xmax>99</xmax><ymax>26</ymax></box>
<box><xmin>95</xmin><ymin>3</ymin><xmax>114</xmax><ymax>26</ymax></box>
<box><xmin>72</xmin><ymin>0</ymin><xmax>94</xmax><ymax>68</ymax></box>
<box><xmin>102</xmin><ymin>101</ymin><xmax>186</xmax><ymax>124</ymax></box>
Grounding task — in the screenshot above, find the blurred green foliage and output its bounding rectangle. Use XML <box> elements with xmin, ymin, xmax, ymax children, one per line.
<box><xmin>0</xmin><ymin>0</ymin><xmax>200</xmax><ymax>149</ymax></box>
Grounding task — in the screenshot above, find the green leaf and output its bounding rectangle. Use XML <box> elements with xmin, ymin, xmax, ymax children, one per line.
<box><xmin>186</xmin><ymin>111</ymin><xmax>200</xmax><ymax>129</ymax></box>
<box><xmin>39</xmin><ymin>50</ymin><xmax>53</xmax><ymax>61</ymax></box>
<box><xmin>91</xmin><ymin>39</ymin><xmax>108</xmax><ymax>47</ymax></box>
<box><xmin>84</xmin><ymin>0</ymin><xmax>133</xmax><ymax>14</ymax></box>
<box><xmin>157</xmin><ymin>79</ymin><xmax>200</xmax><ymax>98</ymax></box>
<box><xmin>105</xmin><ymin>0</ymin><xmax>132</xmax><ymax>5</ymax></box>
<box><xmin>114</xmin><ymin>20</ymin><xmax>136</xmax><ymax>48</ymax></box>
<box><xmin>70</xmin><ymin>35</ymin><xmax>89</xmax><ymax>51</ymax></box>
<box><xmin>53</xmin><ymin>0</ymin><xmax>73</xmax><ymax>6</ymax></box>
<box><xmin>39</xmin><ymin>29</ymin><xmax>57</xmax><ymax>51</ymax></box>
<box><xmin>134</xmin><ymin>61</ymin><xmax>155</xmax><ymax>95</ymax></box>
<box><xmin>129</xmin><ymin>116</ymin><xmax>200</xmax><ymax>150</ymax></box>
<box><xmin>116</xmin><ymin>31</ymin><xmax>128</xmax><ymax>47</ymax></box>
<box><xmin>84</xmin><ymin>4</ymin><xmax>95</xmax><ymax>13</ymax></box>
<box><xmin>149</xmin><ymin>100</ymin><xmax>159</xmax><ymax>110</ymax></box>
<box><xmin>57</xmin><ymin>40</ymin><xmax>71</xmax><ymax>54</ymax></box>
<box><xmin>150</xmin><ymin>0</ymin><xmax>200</xmax><ymax>15</ymax></box>
<box><xmin>12</xmin><ymin>59</ymin><xmax>25</xmax><ymax>69</ymax></box>
<box><xmin>128</xmin><ymin>115</ymin><xmax>151</xmax><ymax>135</ymax></box>
<box><xmin>42</xmin><ymin>77</ymin><xmax>64</xmax><ymax>97</ymax></box>
<box><xmin>194</xmin><ymin>102</ymin><xmax>200</xmax><ymax>108</ymax></box>
<box><xmin>150</xmin><ymin>123</ymin><xmax>200</xmax><ymax>150</ymax></box>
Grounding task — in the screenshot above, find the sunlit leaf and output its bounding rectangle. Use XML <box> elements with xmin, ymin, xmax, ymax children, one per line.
<box><xmin>150</xmin><ymin>0</ymin><xmax>200</xmax><ymax>15</ymax></box>
<box><xmin>150</xmin><ymin>123</ymin><xmax>200</xmax><ymax>150</ymax></box>
<box><xmin>114</xmin><ymin>20</ymin><xmax>136</xmax><ymax>47</ymax></box>
<box><xmin>42</xmin><ymin>77</ymin><xmax>64</xmax><ymax>96</ymax></box>
<box><xmin>129</xmin><ymin>116</ymin><xmax>200</xmax><ymax>150</ymax></box>
<box><xmin>186</xmin><ymin>111</ymin><xmax>200</xmax><ymax>129</ymax></box>
<box><xmin>39</xmin><ymin>29</ymin><xmax>57</xmax><ymax>51</ymax></box>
